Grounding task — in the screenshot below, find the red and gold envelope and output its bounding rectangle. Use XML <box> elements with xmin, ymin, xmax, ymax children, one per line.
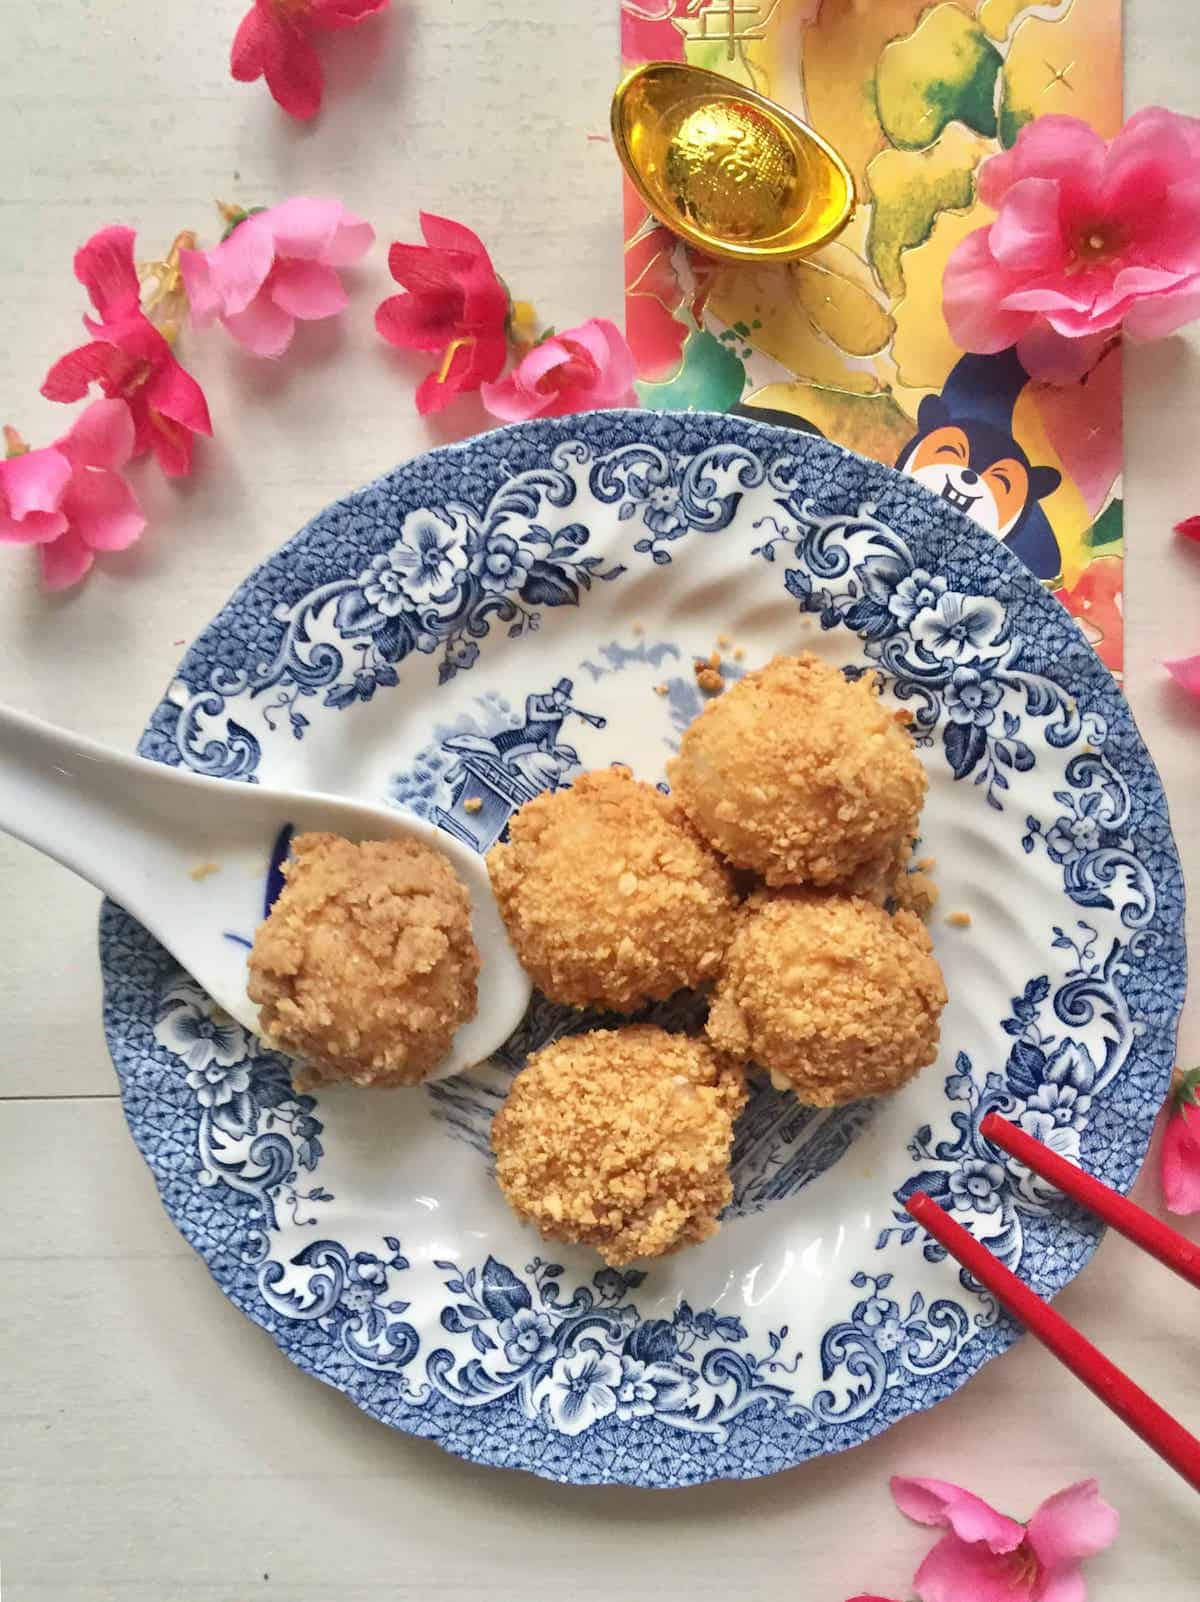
<box><xmin>620</xmin><ymin>0</ymin><xmax>1124</xmax><ymax>670</ymax></box>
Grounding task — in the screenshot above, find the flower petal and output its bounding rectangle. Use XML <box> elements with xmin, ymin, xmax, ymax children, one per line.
<box><xmin>40</xmin><ymin>341</ymin><xmax>118</xmax><ymax>403</ymax></box>
<box><xmin>479</xmin><ymin>369</ymin><xmax>546</xmax><ymax>423</ymax></box>
<box><xmin>1027</xmin><ymin>1479</ymin><xmax>1119</xmax><ymax>1568</ymax></box>
<box><xmin>261</xmin><ymin>196</ymin><xmax>342</xmax><ymax>260</ymax></box>
<box><xmin>418</xmin><ymin>211</ymin><xmax>492</xmax><ymax>258</ymax></box>
<box><xmin>574</xmin><ymin>316</ymin><xmax>637</xmax><ymax>405</ymax></box>
<box><xmin>890</xmin><ymin>1477</ymin><xmax>1025</xmax><ymax>1552</ymax></box>
<box><xmin>1153</xmin><ymin>1108</ymin><xmax>1198</xmax><ymax>1204</ymax></box>
<box><xmin>0</xmin><ymin>444</ymin><xmax>72</xmax><ymax>519</ymax></box>
<box><xmin>375</xmin><ymin>290</ymin><xmax>460</xmax><ymax>351</ymax></box>
<box><xmin>325</xmin><ymin>211</ymin><xmax>375</xmax><ymax>266</ymax></box>
<box><xmin>1174</xmin><ymin>515</ymin><xmax>1200</xmax><ymax>541</ymax></box>
<box><xmin>58</xmin><ymin>397</ymin><xmax>136</xmax><ymax>470</ymax></box>
<box><xmin>0</xmin><ymin>506</ymin><xmax>68</xmax><ymax>545</ymax></box>
<box><xmin>1159</xmin><ymin>1102</ymin><xmax>1200</xmax><ymax>1211</ymax></box>
<box><xmin>147</xmin><ymin>357</ymin><xmax>213</xmax><ymax>437</ymax></box>
<box><xmin>223</xmin><ymin>292</ymin><xmax>297</xmax><ymax>356</ymax></box>
<box><xmin>989</xmin><ymin>179</ymin><xmax>1067</xmax><ymax>274</ymax></box>
<box><xmin>1164</xmin><ymin>652</ymin><xmax>1200</xmax><ymax>699</ymax></box>
<box><xmin>178</xmin><ymin>249</ymin><xmax>219</xmax><ymax>327</ymax></box>
<box><xmin>309</xmin><ymin>0</ymin><xmax>390</xmax><ymax>30</ymax></box>
<box><xmin>263</xmin><ymin>25</ymin><xmax>324</xmax><ymax>120</ymax></box>
<box><xmin>1122</xmin><ymin>279</ymin><xmax>1200</xmax><ymax>340</ymax></box>
<box><xmin>912</xmin><ymin>1533</ymin><xmax>1029</xmax><ymax>1602</ymax></box>
<box><xmin>62</xmin><ymin>466</ymin><xmax>145</xmax><ymax>551</ymax></box>
<box><xmin>979</xmin><ymin>115</ymin><xmax>1108</xmax><ymax>210</ymax></box>
<box><xmin>183</xmin><ymin>220</ymin><xmax>275</xmax><ymax>321</ymax></box>
<box><xmin>74</xmin><ymin>225</ymin><xmax>141</xmax><ymax>323</ymax></box>
<box><xmin>270</xmin><ymin>258</ymin><xmax>348</xmax><ymax>319</ymax></box>
<box><xmin>261</xmin><ymin>197</ymin><xmax>373</xmax><ymax>266</ymax></box>
<box><xmin>230</xmin><ymin>3</ymin><xmax>274</xmax><ymax>81</ymax></box>
<box><xmin>38</xmin><ymin>527</ymin><xmax>95</xmax><ymax>589</ymax></box>
<box><xmin>943</xmin><ymin>231</ymin><xmax>1033</xmax><ymax>355</ymax></box>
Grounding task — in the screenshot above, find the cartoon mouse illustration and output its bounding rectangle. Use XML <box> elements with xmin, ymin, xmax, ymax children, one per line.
<box><xmin>896</xmin><ymin>351</ymin><xmax>1063</xmax><ymax>580</ymax></box>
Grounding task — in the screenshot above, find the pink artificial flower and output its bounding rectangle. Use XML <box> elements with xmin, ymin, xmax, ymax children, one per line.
<box><xmin>481</xmin><ymin>318</ymin><xmax>637</xmax><ymax>422</ymax></box>
<box><xmin>1174</xmin><ymin>515</ymin><xmax>1200</xmax><ymax>541</ymax></box>
<box><xmin>180</xmin><ymin>198</ymin><xmax>374</xmax><ymax>358</ymax></box>
<box><xmin>1161</xmin><ymin>1069</ymin><xmax>1200</xmax><ymax>1212</ymax></box>
<box><xmin>40</xmin><ymin>400</ymin><xmax>146</xmax><ymax>589</ymax></box>
<box><xmin>891</xmin><ymin>1475</ymin><xmax>1118</xmax><ymax>1602</ymax></box>
<box><xmin>41</xmin><ymin>226</ymin><xmax>212</xmax><ymax>478</ymax></box>
<box><xmin>375</xmin><ymin>213</ymin><xmax>510</xmax><ymax>415</ymax></box>
<box><xmin>0</xmin><ymin>436</ymin><xmax>71</xmax><ymax>546</ymax></box>
<box><xmin>0</xmin><ymin>401</ymin><xmax>145</xmax><ymax>587</ymax></box>
<box><xmin>231</xmin><ymin>0</ymin><xmax>389</xmax><ymax>122</ymax></box>
<box><xmin>1165</xmin><ymin>654</ymin><xmax>1200</xmax><ymax>697</ymax></box>
<box><xmin>944</xmin><ymin>108</ymin><xmax>1200</xmax><ymax>382</ymax></box>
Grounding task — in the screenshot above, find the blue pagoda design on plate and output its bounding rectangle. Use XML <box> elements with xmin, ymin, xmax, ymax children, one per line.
<box><xmin>408</xmin><ymin>677</ymin><xmax>607</xmax><ymax>853</ymax></box>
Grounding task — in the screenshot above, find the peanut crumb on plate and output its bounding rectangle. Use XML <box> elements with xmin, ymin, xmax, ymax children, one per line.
<box><xmin>632</xmin><ymin>621</ymin><xmax>644</xmax><ymax>636</ymax></box>
<box><xmin>695</xmin><ymin>667</ymin><xmax>724</xmax><ymax>693</ymax></box>
<box><xmin>463</xmin><ymin>797</ymin><xmax>483</xmax><ymax>814</ymax></box>
<box><xmin>653</xmin><ymin>683</ymin><xmax>669</xmax><ymax>696</ymax></box>
<box><xmin>946</xmin><ymin>911</ymin><xmax>972</xmax><ymax>928</ymax></box>
<box><xmin>733</xmin><ymin>646</ymin><xmax>745</xmax><ymax>662</ymax></box>
<box><xmin>716</xmin><ymin>633</ymin><xmax>731</xmax><ymax>648</ymax></box>
<box><xmin>190</xmin><ymin>862</ymin><xmax>219</xmax><ymax>881</ymax></box>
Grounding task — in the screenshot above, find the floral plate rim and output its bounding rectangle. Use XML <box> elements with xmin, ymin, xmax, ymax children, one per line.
<box><xmin>100</xmin><ymin>409</ymin><xmax>1186</xmax><ymax>1488</ymax></box>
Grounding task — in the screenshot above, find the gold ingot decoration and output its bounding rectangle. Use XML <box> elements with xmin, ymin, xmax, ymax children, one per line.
<box><xmin>611</xmin><ymin>62</ymin><xmax>855</xmax><ymax>263</ymax></box>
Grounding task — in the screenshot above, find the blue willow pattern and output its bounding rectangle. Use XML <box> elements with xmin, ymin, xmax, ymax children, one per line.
<box><xmin>108</xmin><ymin>413</ymin><xmax>1183</xmax><ymax>1486</ymax></box>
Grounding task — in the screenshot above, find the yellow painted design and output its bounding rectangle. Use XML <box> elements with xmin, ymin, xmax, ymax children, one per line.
<box><xmin>795</xmin><ymin>250</ymin><xmax>895</xmax><ymax>356</ymax></box>
<box><xmin>799</xmin><ymin>0</ymin><xmax>931</xmax><ymax>194</ymax></box>
<box><xmin>866</xmin><ymin>123</ymin><xmax>993</xmax><ymax>297</ymax></box>
<box><xmin>707</xmin><ymin>261</ymin><xmax>881</xmax><ymax>392</ymax></box>
<box><xmin>999</xmin><ymin>6</ymin><xmax>1123</xmax><ymax>148</ymax></box>
<box><xmin>877</xmin><ymin>6</ymin><xmax>1002</xmax><ymax>150</ymax></box>
<box><xmin>977</xmin><ymin>0</ymin><xmax>1033</xmax><ymax>41</ymax></box>
<box><xmin>889</xmin><ymin>205</ymin><xmax>987</xmax><ymax>394</ymax></box>
<box><xmin>748</xmin><ymin>382</ymin><xmax>917</xmax><ymax>463</ymax></box>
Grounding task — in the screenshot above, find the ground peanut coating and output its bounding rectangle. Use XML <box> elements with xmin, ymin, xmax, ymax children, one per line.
<box><xmin>667</xmin><ymin>653</ymin><xmax>927</xmax><ymax>887</ymax></box>
<box><xmin>487</xmin><ymin>768</ymin><xmax>738</xmax><ymax>1011</ymax></box>
<box><xmin>706</xmin><ymin>890</ymin><xmax>947</xmax><ymax>1106</ymax></box>
<box><xmin>247</xmin><ymin>832</ymin><xmax>479</xmax><ymax>1089</ymax></box>
<box><xmin>491</xmin><ymin>1026</ymin><xmax>748</xmax><ymax>1265</ymax></box>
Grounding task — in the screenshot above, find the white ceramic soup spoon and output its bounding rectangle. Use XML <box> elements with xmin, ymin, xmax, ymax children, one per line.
<box><xmin>0</xmin><ymin>703</ymin><xmax>532</xmax><ymax>1083</ymax></box>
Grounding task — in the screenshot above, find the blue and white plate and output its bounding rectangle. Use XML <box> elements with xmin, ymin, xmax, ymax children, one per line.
<box><xmin>103</xmin><ymin>411</ymin><xmax>1185</xmax><ymax>1488</ymax></box>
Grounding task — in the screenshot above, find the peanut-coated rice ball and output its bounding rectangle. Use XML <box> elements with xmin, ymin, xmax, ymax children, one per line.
<box><xmin>247</xmin><ymin>832</ymin><xmax>479</xmax><ymax>1089</ymax></box>
<box><xmin>487</xmin><ymin>768</ymin><xmax>738</xmax><ymax>1011</ymax></box>
<box><xmin>491</xmin><ymin>1025</ymin><xmax>747</xmax><ymax>1265</ymax></box>
<box><xmin>706</xmin><ymin>889</ymin><xmax>946</xmax><ymax>1105</ymax></box>
<box><xmin>667</xmin><ymin>653</ymin><xmax>926</xmax><ymax>887</ymax></box>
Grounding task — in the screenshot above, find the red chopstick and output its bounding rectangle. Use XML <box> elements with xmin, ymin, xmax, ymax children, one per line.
<box><xmin>905</xmin><ymin>1190</ymin><xmax>1200</xmax><ymax>1492</ymax></box>
<box><xmin>980</xmin><ymin>1112</ymin><xmax>1200</xmax><ymax>1291</ymax></box>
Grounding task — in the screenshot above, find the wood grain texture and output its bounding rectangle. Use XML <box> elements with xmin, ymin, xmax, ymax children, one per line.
<box><xmin>1</xmin><ymin>1</ymin><xmax>1199</xmax><ymax>1597</ymax></box>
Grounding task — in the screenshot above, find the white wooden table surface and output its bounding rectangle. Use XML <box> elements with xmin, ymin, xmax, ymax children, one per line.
<box><xmin>1</xmin><ymin>3</ymin><xmax>1197</xmax><ymax>1597</ymax></box>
